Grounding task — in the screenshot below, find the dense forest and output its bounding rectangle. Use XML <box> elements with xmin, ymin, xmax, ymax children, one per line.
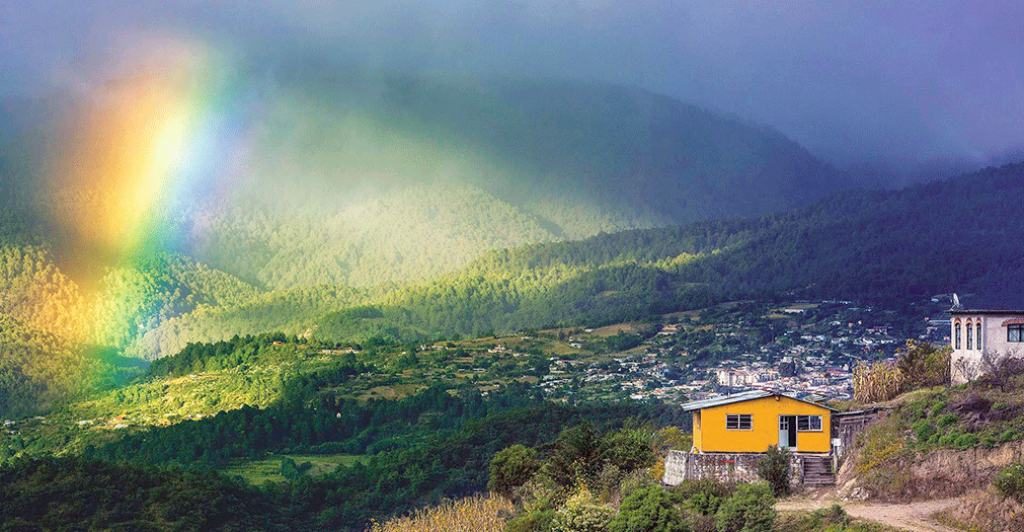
<box><xmin>4</xmin><ymin>376</ymin><xmax>684</xmax><ymax>529</ymax></box>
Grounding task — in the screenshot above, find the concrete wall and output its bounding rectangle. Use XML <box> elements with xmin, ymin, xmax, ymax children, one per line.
<box><xmin>662</xmin><ymin>450</ymin><xmax>805</xmax><ymax>486</ymax></box>
<box><xmin>951</xmin><ymin>312</ymin><xmax>1024</xmax><ymax>383</ymax></box>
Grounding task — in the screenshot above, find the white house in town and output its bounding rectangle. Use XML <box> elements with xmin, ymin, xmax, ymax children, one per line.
<box><xmin>950</xmin><ymin>294</ymin><xmax>1024</xmax><ymax>383</ymax></box>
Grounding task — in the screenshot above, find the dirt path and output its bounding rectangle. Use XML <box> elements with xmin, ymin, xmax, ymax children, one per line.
<box><xmin>776</xmin><ymin>496</ymin><xmax>962</xmax><ymax>532</ymax></box>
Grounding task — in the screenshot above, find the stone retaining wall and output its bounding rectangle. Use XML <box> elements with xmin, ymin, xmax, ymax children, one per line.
<box><xmin>662</xmin><ymin>450</ymin><xmax>808</xmax><ymax>486</ymax></box>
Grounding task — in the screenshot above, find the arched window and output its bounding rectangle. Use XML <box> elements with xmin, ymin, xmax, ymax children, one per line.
<box><xmin>955</xmin><ymin>322</ymin><xmax>961</xmax><ymax>350</ymax></box>
<box><xmin>967</xmin><ymin>321</ymin><xmax>973</xmax><ymax>350</ymax></box>
<box><xmin>977</xmin><ymin>322</ymin><xmax>983</xmax><ymax>351</ymax></box>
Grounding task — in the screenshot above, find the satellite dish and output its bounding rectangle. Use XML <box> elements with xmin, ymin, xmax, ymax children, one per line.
<box><xmin>952</xmin><ymin>293</ymin><xmax>961</xmax><ymax>309</ymax></box>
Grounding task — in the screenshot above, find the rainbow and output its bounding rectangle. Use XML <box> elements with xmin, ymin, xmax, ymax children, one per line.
<box><xmin>43</xmin><ymin>37</ymin><xmax>256</xmax><ymax>352</ymax></box>
<box><xmin>51</xmin><ymin>39</ymin><xmax>252</xmax><ymax>268</ymax></box>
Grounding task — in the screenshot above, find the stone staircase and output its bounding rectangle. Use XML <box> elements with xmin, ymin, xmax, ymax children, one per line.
<box><xmin>801</xmin><ymin>455</ymin><xmax>836</xmax><ymax>486</ymax></box>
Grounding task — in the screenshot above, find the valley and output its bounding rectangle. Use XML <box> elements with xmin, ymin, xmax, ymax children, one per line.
<box><xmin>1</xmin><ymin>26</ymin><xmax>1022</xmax><ymax>527</ymax></box>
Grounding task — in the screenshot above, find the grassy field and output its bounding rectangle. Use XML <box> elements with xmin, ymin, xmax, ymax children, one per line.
<box><xmin>223</xmin><ymin>453</ymin><xmax>366</xmax><ymax>484</ymax></box>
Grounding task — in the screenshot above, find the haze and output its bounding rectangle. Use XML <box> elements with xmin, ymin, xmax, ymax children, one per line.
<box><xmin>3</xmin><ymin>0</ymin><xmax>1023</xmax><ymax>180</ymax></box>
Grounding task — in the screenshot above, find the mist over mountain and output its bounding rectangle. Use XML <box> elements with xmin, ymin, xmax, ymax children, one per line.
<box><xmin>6</xmin><ymin>69</ymin><xmax>846</xmax><ymax>289</ymax></box>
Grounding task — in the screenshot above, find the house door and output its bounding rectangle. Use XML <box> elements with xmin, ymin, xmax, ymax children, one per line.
<box><xmin>779</xmin><ymin>416</ymin><xmax>797</xmax><ymax>449</ymax></box>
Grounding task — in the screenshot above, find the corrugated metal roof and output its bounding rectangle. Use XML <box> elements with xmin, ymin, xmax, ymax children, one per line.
<box><xmin>681</xmin><ymin>390</ymin><xmax>835</xmax><ymax>412</ymax></box>
<box><xmin>681</xmin><ymin>390</ymin><xmax>772</xmax><ymax>411</ymax></box>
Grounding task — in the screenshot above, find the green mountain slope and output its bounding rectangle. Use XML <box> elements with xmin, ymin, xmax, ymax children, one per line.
<box><xmin>139</xmin><ymin>163</ymin><xmax>1024</xmax><ymax>356</ymax></box>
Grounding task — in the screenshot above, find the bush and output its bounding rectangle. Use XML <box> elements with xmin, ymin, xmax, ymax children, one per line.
<box><xmin>911</xmin><ymin>420</ymin><xmax>936</xmax><ymax>442</ymax></box>
<box><xmin>673</xmin><ymin>479</ymin><xmax>731</xmax><ymax>517</ymax></box>
<box><xmin>994</xmin><ymin>464</ymin><xmax>1024</xmax><ymax>502</ymax></box>
<box><xmin>551</xmin><ymin>486</ymin><xmax>615</xmax><ymax>532</ymax></box>
<box><xmin>488</xmin><ymin>444</ymin><xmax>540</xmax><ymax>498</ymax></box>
<box><xmin>896</xmin><ymin>340</ymin><xmax>950</xmax><ymax>390</ymax></box>
<box><xmin>507</xmin><ymin>508</ymin><xmax>556</xmax><ymax>532</ymax></box>
<box><xmin>601</xmin><ymin>428</ymin><xmax>656</xmax><ymax>473</ymax></box>
<box><xmin>517</xmin><ymin>471</ymin><xmax>568</xmax><ymax>514</ymax></box>
<box><xmin>548</xmin><ymin>424</ymin><xmax>603</xmax><ymax>487</ymax></box>
<box><xmin>609</xmin><ymin>485</ymin><xmax>688</xmax><ymax>532</ymax></box>
<box><xmin>714</xmin><ymin>482</ymin><xmax>775</xmax><ymax>532</ymax></box>
<box><xmin>280</xmin><ymin>457</ymin><xmax>312</xmax><ymax>480</ymax></box>
<box><xmin>756</xmin><ymin>445</ymin><xmax>791</xmax><ymax>496</ymax></box>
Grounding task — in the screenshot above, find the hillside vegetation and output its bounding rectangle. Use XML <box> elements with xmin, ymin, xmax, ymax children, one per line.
<box><xmin>3</xmin><ymin>163</ymin><xmax>1023</xmax><ymax>411</ymax></box>
<box><xmin>164</xmin><ymin>162</ymin><xmax>1024</xmax><ymax>353</ymax></box>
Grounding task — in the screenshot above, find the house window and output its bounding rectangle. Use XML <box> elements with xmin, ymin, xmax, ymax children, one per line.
<box><xmin>796</xmin><ymin>415</ymin><xmax>822</xmax><ymax>432</ymax></box>
<box><xmin>967</xmin><ymin>323</ymin><xmax>973</xmax><ymax>350</ymax></box>
<box><xmin>726</xmin><ymin>414</ymin><xmax>752</xmax><ymax>430</ymax></box>
<box><xmin>977</xmin><ymin>322</ymin><xmax>983</xmax><ymax>351</ymax></box>
<box><xmin>1009</xmin><ymin>325</ymin><xmax>1024</xmax><ymax>343</ymax></box>
<box><xmin>955</xmin><ymin>323</ymin><xmax>961</xmax><ymax>349</ymax></box>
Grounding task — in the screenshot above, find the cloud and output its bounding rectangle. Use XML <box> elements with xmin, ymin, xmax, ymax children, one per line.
<box><xmin>3</xmin><ymin>0</ymin><xmax>1023</xmax><ymax>175</ymax></box>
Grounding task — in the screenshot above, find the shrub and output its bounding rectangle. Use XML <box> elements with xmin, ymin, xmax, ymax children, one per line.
<box><xmin>756</xmin><ymin>445</ymin><xmax>791</xmax><ymax>496</ymax></box>
<box><xmin>935</xmin><ymin>413</ymin><xmax>958</xmax><ymax>428</ymax></box>
<box><xmin>551</xmin><ymin>485</ymin><xmax>615</xmax><ymax>532</ymax></box>
<box><xmin>994</xmin><ymin>464</ymin><xmax>1024</xmax><ymax>502</ymax></box>
<box><xmin>548</xmin><ymin>424</ymin><xmax>603</xmax><ymax>487</ymax></box>
<box><xmin>896</xmin><ymin>340</ymin><xmax>950</xmax><ymax>390</ymax></box>
<box><xmin>911</xmin><ymin>420</ymin><xmax>936</xmax><ymax>442</ymax></box>
<box><xmin>507</xmin><ymin>508</ymin><xmax>556</xmax><ymax>532</ymax></box>
<box><xmin>609</xmin><ymin>485</ymin><xmax>688</xmax><ymax>532</ymax></box>
<box><xmin>618</xmin><ymin>469</ymin><xmax>657</xmax><ymax>501</ymax></box>
<box><xmin>488</xmin><ymin>444</ymin><xmax>540</xmax><ymax>498</ymax></box>
<box><xmin>594</xmin><ymin>464</ymin><xmax>625</xmax><ymax>502</ymax></box>
<box><xmin>601</xmin><ymin>428</ymin><xmax>656</xmax><ymax>473</ymax></box>
<box><xmin>954</xmin><ymin>433</ymin><xmax>979</xmax><ymax>449</ymax></box>
<box><xmin>279</xmin><ymin>457</ymin><xmax>312</xmax><ymax>480</ymax></box>
<box><xmin>673</xmin><ymin>479</ymin><xmax>731</xmax><ymax>517</ymax></box>
<box><xmin>686</xmin><ymin>513</ymin><xmax>716</xmax><ymax>532</ymax></box>
<box><xmin>714</xmin><ymin>482</ymin><xmax>775</xmax><ymax>532</ymax></box>
<box><xmin>652</xmin><ymin>426</ymin><xmax>692</xmax><ymax>453</ymax></box>
<box><xmin>517</xmin><ymin>471</ymin><xmax>568</xmax><ymax>514</ymax></box>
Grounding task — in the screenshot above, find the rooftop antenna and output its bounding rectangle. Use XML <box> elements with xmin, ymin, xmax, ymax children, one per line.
<box><xmin>952</xmin><ymin>293</ymin><xmax>961</xmax><ymax>309</ymax></box>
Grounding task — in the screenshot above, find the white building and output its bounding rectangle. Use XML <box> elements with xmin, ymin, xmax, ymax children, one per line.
<box><xmin>950</xmin><ymin>294</ymin><xmax>1024</xmax><ymax>383</ymax></box>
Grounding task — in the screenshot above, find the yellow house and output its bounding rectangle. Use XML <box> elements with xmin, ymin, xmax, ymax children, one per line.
<box><xmin>684</xmin><ymin>390</ymin><xmax>833</xmax><ymax>454</ymax></box>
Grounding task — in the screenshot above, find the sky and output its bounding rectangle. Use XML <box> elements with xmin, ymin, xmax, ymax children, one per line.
<box><xmin>2</xmin><ymin>0</ymin><xmax>1023</xmax><ymax>177</ymax></box>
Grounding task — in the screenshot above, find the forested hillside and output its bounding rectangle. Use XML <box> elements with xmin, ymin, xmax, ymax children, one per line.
<box><xmin>3</xmin><ymin>162</ymin><xmax>1021</xmax><ymax>413</ymax></box>
<box><xmin>130</xmin><ymin>163</ymin><xmax>1024</xmax><ymax>359</ymax></box>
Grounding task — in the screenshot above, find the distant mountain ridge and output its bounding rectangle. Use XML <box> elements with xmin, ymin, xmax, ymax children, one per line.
<box><xmin>5</xmin><ymin>73</ymin><xmax>847</xmax><ymax>290</ymax></box>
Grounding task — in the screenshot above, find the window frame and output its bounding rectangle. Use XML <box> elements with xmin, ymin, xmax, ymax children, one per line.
<box><xmin>1009</xmin><ymin>324</ymin><xmax>1024</xmax><ymax>343</ymax></box>
<box><xmin>796</xmin><ymin>415</ymin><xmax>823</xmax><ymax>432</ymax></box>
<box><xmin>967</xmin><ymin>322</ymin><xmax>973</xmax><ymax>350</ymax></box>
<box><xmin>955</xmin><ymin>322</ymin><xmax>961</xmax><ymax>349</ymax></box>
<box><xmin>977</xmin><ymin>322</ymin><xmax>983</xmax><ymax>351</ymax></box>
<box><xmin>725</xmin><ymin>414</ymin><xmax>753</xmax><ymax>431</ymax></box>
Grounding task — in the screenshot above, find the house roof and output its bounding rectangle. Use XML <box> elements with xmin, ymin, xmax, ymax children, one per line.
<box><xmin>950</xmin><ymin>293</ymin><xmax>1024</xmax><ymax>315</ymax></box>
<box><xmin>681</xmin><ymin>390</ymin><xmax>835</xmax><ymax>412</ymax></box>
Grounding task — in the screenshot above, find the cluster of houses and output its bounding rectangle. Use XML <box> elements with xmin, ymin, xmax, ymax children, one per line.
<box><xmin>664</xmin><ymin>294</ymin><xmax>1024</xmax><ymax>487</ymax></box>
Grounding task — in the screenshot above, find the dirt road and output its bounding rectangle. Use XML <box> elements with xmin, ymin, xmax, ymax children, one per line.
<box><xmin>776</xmin><ymin>496</ymin><xmax>962</xmax><ymax>532</ymax></box>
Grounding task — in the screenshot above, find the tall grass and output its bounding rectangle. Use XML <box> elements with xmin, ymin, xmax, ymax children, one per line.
<box><xmin>370</xmin><ymin>495</ymin><xmax>513</xmax><ymax>532</ymax></box>
<box><xmin>853</xmin><ymin>361</ymin><xmax>903</xmax><ymax>403</ymax></box>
